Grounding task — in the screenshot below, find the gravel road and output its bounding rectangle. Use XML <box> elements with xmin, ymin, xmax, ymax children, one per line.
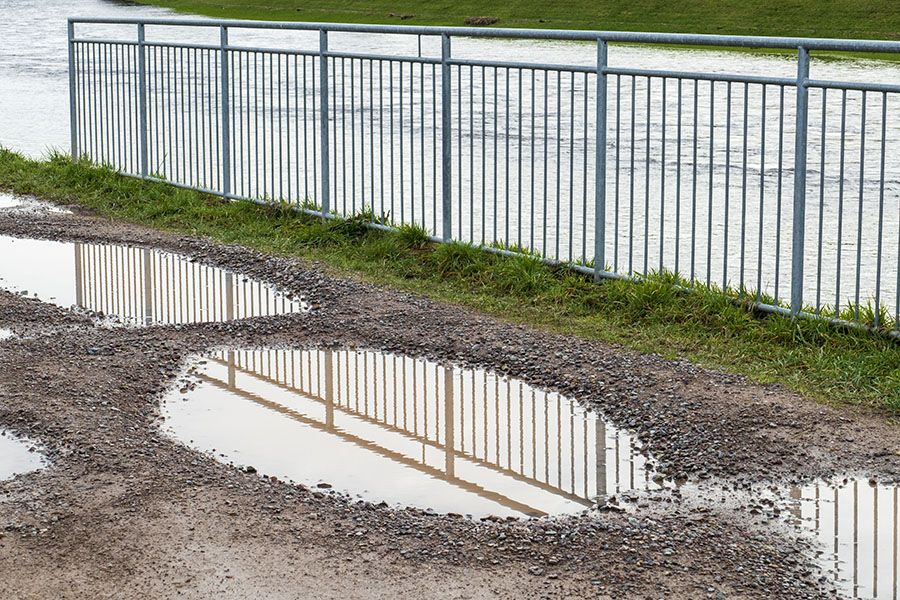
<box><xmin>1</xmin><ymin>200</ymin><xmax>897</xmax><ymax>599</ymax></box>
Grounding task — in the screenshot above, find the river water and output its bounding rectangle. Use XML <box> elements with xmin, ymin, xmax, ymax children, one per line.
<box><xmin>3</xmin><ymin>0</ymin><xmax>900</xmax><ymax>314</ymax></box>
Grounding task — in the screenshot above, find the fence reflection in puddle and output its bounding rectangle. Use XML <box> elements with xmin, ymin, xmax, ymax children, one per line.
<box><xmin>0</xmin><ymin>235</ymin><xmax>307</xmax><ymax>325</ymax></box>
<box><xmin>171</xmin><ymin>347</ymin><xmax>659</xmax><ymax>517</ymax></box>
<box><xmin>790</xmin><ymin>480</ymin><xmax>900</xmax><ymax>600</ymax></box>
<box><xmin>74</xmin><ymin>241</ymin><xmax>307</xmax><ymax>324</ymax></box>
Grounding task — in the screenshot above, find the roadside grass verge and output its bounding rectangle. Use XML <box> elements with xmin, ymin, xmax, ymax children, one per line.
<box><xmin>1</xmin><ymin>148</ymin><xmax>899</xmax><ymax>412</ymax></box>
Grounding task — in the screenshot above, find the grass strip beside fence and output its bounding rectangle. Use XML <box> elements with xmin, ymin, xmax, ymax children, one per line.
<box><xmin>1</xmin><ymin>148</ymin><xmax>899</xmax><ymax>412</ymax></box>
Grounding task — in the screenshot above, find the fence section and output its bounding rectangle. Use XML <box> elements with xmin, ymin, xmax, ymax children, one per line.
<box><xmin>67</xmin><ymin>19</ymin><xmax>900</xmax><ymax>331</ymax></box>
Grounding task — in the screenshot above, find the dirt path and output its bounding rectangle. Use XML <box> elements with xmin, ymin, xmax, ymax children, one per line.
<box><xmin>1</xmin><ymin>204</ymin><xmax>897</xmax><ymax>599</ymax></box>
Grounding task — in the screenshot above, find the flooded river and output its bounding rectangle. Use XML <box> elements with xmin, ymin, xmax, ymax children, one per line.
<box><xmin>4</xmin><ymin>0</ymin><xmax>900</xmax><ymax>310</ymax></box>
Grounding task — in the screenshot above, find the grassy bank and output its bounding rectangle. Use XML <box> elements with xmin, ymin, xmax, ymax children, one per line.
<box><xmin>132</xmin><ymin>0</ymin><xmax>900</xmax><ymax>42</ymax></box>
<box><xmin>1</xmin><ymin>148</ymin><xmax>899</xmax><ymax>412</ymax></box>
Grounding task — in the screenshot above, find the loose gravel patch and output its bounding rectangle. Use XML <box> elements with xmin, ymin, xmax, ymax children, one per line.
<box><xmin>0</xmin><ymin>205</ymin><xmax>895</xmax><ymax>598</ymax></box>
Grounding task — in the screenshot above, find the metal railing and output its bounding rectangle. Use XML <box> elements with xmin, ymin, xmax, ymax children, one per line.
<box><xmin>67</xmin><ymin>18</ymin><xmax>900</xmax><ymax>331</ymax></box>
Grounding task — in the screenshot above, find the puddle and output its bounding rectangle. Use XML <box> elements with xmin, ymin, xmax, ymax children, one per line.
<box><xmin>0</xmin><ymin>235</ymin><xmax>308</xmax><ymax>325</ymax></box>
<box><xmin>163</xmin><ymin>348</ymin><xmax>661</xmax><ymax>518</ymax></box>
<box><xmin>785</xmin><ymin>479</ymin><xmax>900</xmax><ymax>599</ymax></box>
<box><xmin>0</xmin><ymin>431</ymin><xmax>46</xmax><ymax>480</ymax></box>
<box><xmin>0</xmin><ymin>327</ymin><xmax>13</xmax><ymax>340</ymax></box>
<box><xmin>0</xmin><ymin>192</ymin><xmax>71</xmax><ymax>214</ymax></box>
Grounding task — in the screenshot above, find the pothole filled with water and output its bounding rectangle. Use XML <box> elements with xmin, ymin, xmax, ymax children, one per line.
<box><xmin>0</xmin><ymin>327</ymin><xmax>14</xmax><ymax>340</ymax></box>
<box><xmin>0</xmin><ymin>431</ymin><xmax>46</xmax><ymax>480</ymax></box>
<box><xmin>162</xmin><ymin>347</ymin><xmax>663</xmax><ymax>518</ymax></box>
<box><xmin>0</xmin><ymin>235</ymin><xmax>309</xmax><ymax>325</ymax></box>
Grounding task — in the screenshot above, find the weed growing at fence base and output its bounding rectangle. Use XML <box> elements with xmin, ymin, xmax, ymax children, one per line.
<box><xmin>1</xmin><ymin>148</ymin><xmax>899</xmax><ymax>412</ymax></box>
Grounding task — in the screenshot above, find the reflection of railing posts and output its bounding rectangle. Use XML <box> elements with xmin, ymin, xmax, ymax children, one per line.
<box><xmin>325</xmin><ymin>350</ymin><xmax>334</xmax><ymax>430</ymax></box>
<box><xmin>596</xmin><ymin>419</ymin><xmax>606</xmax><ymax>499</ymax></box>
<box><xmin>790</xmin><ymin>46</ymin><xmax>810</xmax><ymax>317</ymax></box>
<box><xmin>443</xmin><ymin>366</ymin><xmax>454</xmax><ymax>478</ymax></box>
<box><xmin>788</xmin><ymin>486</ymin><xmax>802</xmax><ymax>519</ymax></box>
<box><xmin>227</xmin><ymin>350</ymin><xmax>236</xmax><ymax>390</ymax></box>
<box><xmin>74</xmin><ymin>242</ymin><xmax>84</xmax><ymax>309</ymax></box>
<box><xmin>142</xmin><ymin>248</ymin><xmax>153</xmax><ymax>324</ymax></box>
<box><xmin>225</xmin><ymin>272</ymin><xmax>234</xmax><ymax>321</ymax></box>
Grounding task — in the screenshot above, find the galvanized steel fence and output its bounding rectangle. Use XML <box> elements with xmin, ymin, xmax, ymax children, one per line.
<box><xmin>67</xmin><ymin>18</ymin><xmax>900</xmax><ymax>331</ymax></box>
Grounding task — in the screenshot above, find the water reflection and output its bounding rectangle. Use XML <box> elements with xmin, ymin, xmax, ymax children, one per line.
<box><xmin>163</xmin><ymin>348</ymin><xmax>658</xmax><ymax>517</ymax></box>
<box><xmin>0</xmin><ymin>192</ymin><xmax>71</xmax><ymax>213</ymax></box>
<box><xmin>0</xmin><ymin>235</ymin><xmax>308</xmax><ymax>325</ymax></box>
<box><xmin>789</xmin><ymin>480</ymin><xmax>900</xmax><ymax>600</ymax></box>
<box><xmin>0</xmin><ymin>432</ymin><xmax>46</xmax><ymax>480</ymax></box>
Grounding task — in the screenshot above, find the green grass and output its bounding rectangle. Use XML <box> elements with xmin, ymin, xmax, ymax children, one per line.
<box><xmin>131</xmin><ymin>0</ymin><xmax>900</xmax><ymax>43</ymax></box>
<box><xmin>2</xmin><ymin>147</ymin><xmax>899</xmax><ymax>412</ymax></box>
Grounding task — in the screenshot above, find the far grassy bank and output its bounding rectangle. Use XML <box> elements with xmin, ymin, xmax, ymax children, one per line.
<box><xmin>1</xmin><ymin>149</ymin><xmax>899</xmax><ymax>413</ymax></box>
<box><xmin>132</xmin><ymin>0</ymin><xmax>900</xmax><ymax>42</ymax></box>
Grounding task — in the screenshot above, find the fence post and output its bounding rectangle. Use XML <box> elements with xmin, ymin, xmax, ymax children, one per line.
<box><xmin>67</xmin><ymin>20</ymin><xmax>78</xmax><ymax>161</ymax></box>
<box><xmin>441</xmin><ymin>33</ymin><xmax>452</xmax><ymax>243</ymax></box>
<box><xmin>319</xmin><ymin>29</ymin><xmax>330</xmax><ymax>221</ymax></box>
<box><xmin>137</xmin><ymin>23</ymin><xmax>148</xmax><ymax>178</ymax></box>
<box><xmin>791</xmin><ymin>46</ymin><xmax>810</xmax><ymax>317</ymax></box>
<box><xmin>594</xmin><ymin>39</ymin><xmax>608</xmax><ymax>282</ymax></box>
<box><xmin>219</xmin><ymin>26</ymin><xmax>231</xmax><ymax>199</ymax></box>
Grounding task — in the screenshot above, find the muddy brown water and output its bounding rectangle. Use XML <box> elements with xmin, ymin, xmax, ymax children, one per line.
<box><xmin>0</xmin><ymin>432</ymin><xmax>46</xmax><ymax>480</ymax></box>
<box><xmin>162</xmin><ymin>346</ymin><xmax>900</xmax><ymax>599</ymax></box>
<box><xmin>0</xmin><ymin>235</ymin><xmax>308</xmax><ymax>325</ymax></box>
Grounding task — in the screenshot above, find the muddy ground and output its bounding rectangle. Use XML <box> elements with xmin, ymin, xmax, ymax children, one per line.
<box><xmin>1</xmin><ymin>202</ymin><xmax>898</xmax><ymax>599</ymax></box>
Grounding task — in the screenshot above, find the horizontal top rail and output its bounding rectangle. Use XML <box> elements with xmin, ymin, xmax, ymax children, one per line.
<box><xmin>68</xmin><ymin>16</ymin><xmax>900</xmax><ymax>54</ymax></box>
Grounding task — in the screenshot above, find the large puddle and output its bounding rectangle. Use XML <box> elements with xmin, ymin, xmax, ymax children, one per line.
<box><xmin>163</xmin><ymin>347</ymin><xmax>900</xmax><ymax>598</ymax></box>
<box><xmin>0</xmin><ymin>235</ymin><xmax>308</xmax><ymax>325</ymax></box>
<box><xmin>0</xmin><ymin>431</ymin><xmax>46</xmax><ymax>480</ymax></box>
<box><xmin>163</xmin><ymin>348</ymin><xmax>660</xmax><ymax>518</ymax></box>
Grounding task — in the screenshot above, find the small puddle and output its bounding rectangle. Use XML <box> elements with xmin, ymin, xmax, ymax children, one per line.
<box><xmin>0</xmin><ymin>328</ymin><xmax>14</xmax><ymax>340</ymax></box>
<box><xmin>0</xmin><ymin>431</ymin><xmax>46</xmax><ymax>480</ymax></box>
<box><xmin>0</xmin><ymin>192</ymin><xmax>71</xmax><ymax>214</ymax></box>
<box><xmin>0</xmin><ymin>235</ymin><xmax>308</xmax><ymax>325</ymax></box>
<box><xmin>163</xmin><ymin>348</ymin><xmax>662</xmax><ymax>518</ymax></box>
<box><xmin>784</xmin><ymin>479</ymin><xmax>900</xmax><ymax>599</ymax></box>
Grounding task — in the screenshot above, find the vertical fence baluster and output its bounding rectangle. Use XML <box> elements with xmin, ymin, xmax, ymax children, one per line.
<box><xmin>137</xmin><ymin>23</ymin><xmax>148</xmax><ymax>178</ymax></box>
<box><xmin>594</xmin><ymin>39</ymin><xmax>608</xmax><ymax>280</ymax></box>
<box><xmin>319</xmin><ymin>29</ymin><xmax>330</xmax><ymax>220</ymax></box>
<box><xmin>441</xmin><ymin>33</ymin><xmax>452</xmax><ymax>242</ymax></box>
<box><xmin>791</xmin><ymin>46</ymin><xmax>810</xmax><ymax>316</ymax></box>
<box><xmin>219</xmin><ymin>26</ymin><xmax>230</xmax><ymax>199</ymax></box>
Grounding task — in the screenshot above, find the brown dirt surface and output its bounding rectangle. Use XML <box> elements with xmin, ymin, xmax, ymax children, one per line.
<box><xmin>1</xmin><ymin>203</ymin><xmax>897</xmax><ymax>599</ymax></box>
